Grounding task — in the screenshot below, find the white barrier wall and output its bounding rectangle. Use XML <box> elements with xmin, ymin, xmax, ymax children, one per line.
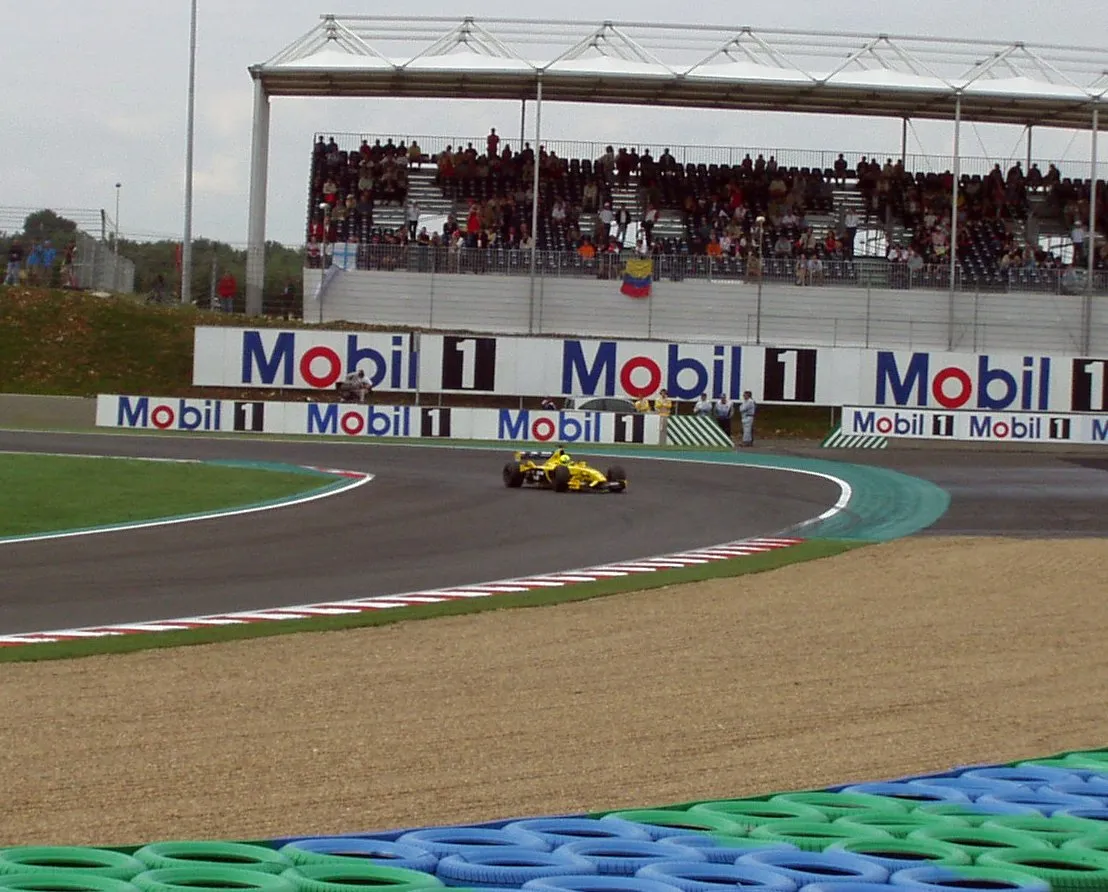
<box><xmin>193</xmin><ymin>327</ymin><xmax>1108</xmax><ymax>414</ymax></box>
<box><xmin>304</xmin><ymin>267</ymin><xmax>1107</xmax><ymax>354</ymax></box>
<box><xmin>95</xmin><ymin>395</ymin><xmax>662</xmax><ymax>446</ymax></box>
<box><xmin>841</xmin><ymin>406</ymin><xmax>1108</xmax><ymax>445</ymax></box>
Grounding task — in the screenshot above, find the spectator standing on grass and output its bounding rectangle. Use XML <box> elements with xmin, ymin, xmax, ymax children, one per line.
<box><xmin>739</xmin><ymin>391</ymin><xmax>757</xmax><ymax>447</ymax></box>
<box><xmin>694</xmin><ymin>392</ymin><xmax>714</xmax><ymax>417</ymax></box>
<box><xmin>62</xmin><ymin>241</ymin><xmax>77</xmax><ymax>288</ymax></box>
<box><xmin>40</xmin><ymin>241</ymin><xmax>56</xmax><ymax>286</ymax></box>
<box><xmin>217</xmin><ymin>271</ymin><xmax>237</xmax><ymax>313</ymax></box>
<box><xmin>5</xmin><ymin>239</ymin><xmax>25</xmax><ymax>286</ymax></box>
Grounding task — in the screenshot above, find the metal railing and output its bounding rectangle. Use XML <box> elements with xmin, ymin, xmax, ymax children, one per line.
<box><xmin>309</xmin><ymin>243</ymin><xmax>1108</xmax><ymax>295</ymax></box>
<box><xmin>315</xmin><ymin>131</ymin><xmax>1108</xmax><ymax>182</ymax></box>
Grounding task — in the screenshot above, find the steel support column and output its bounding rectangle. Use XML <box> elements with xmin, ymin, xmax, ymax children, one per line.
<box><xmin>245</xmin><ymin>76</ymin><xmax>270</xmax><ymax>317</ymax></box>
<box><xmin>947</xmin><ymin>95</ymin><xmax>962</xmax><ymax>350</ymax></box>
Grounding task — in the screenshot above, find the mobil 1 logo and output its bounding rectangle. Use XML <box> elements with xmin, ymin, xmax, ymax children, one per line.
<box><xmin>1048</xmin><ymin>417</ymin><xmax>1072</xmax><ymax>440</ymax></box>
<box><xmin>1071</xmin><ymin>358</ymin><xmax>1108</xmax><ymax>412</ymax></box>
<box><xmin>931</xmin><ymin>413</ymin><xmax>955</xmax><ymax>437</ymax></box>
<box><xmin>441</xmin><ymin>336</ymin><xmax>497</xmax><ymax>391</ymax></box>
<box><xmin>762</xmin><ymin>348</ymin><xmax>818</xmax><ymax>402</ymax></box>
<box><xmin>613</xmin><ymin>413</ymin><xmax>646</xmax><ymax>443</ymax></box>
<box><xmin>420</xmin><ymin>407</ymin><xmax>451</xmax><ymax>437</ymax></box>
<box><xmin>233</xmin><ymin>401</ymin><xmax>265</xmax><ymax>432</ymax></box>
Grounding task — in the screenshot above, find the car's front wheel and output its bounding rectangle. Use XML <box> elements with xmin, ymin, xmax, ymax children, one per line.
<box><xmin>503</xmin><ymin>462</ymin><xmax>524</xmax><ymax>488</ymax></box>
<box><xmin>552</xmin><ymin>465</ymin><xmax>571</xmax><ymax>492</ymax></box>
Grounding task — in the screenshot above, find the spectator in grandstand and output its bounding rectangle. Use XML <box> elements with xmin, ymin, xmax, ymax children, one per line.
<box><xmin>834</xmin><ymin>153</ymin><xmax>849</xmax><ymax>185</ymax></box>
<box><xmin>807</xmin><ymin>254</ymin><xmax>824</xmax><ymax>285</ymax></box>
<box><xmin>1072</xmin><ymin>219</ymin><xmax>1087</xmax><ymax>265</ymax></box>
<box><xmin>615</xmin><ymin>204</ymin><xmax>631</xmax><ymax>245</ymax></box>
<box><xmin>217</xmin><ymin>271</ymin><xmax>237</xmax><ymax>313</ymax></box>
<box><xmin>405</xmin><ymin>199</ymin><xmax>420</xmax><ymax>240</ymax></box>
<box><xmin>641</xmin><ymin>203</ymin><xmax>659</xmax><ymax>245</ymax></box>
<box><xmin>843</xmin><ymin>208</ymin><xmax>859</xmax><ymax>258</ymax></box>
<box><xmin>794</xmin><ymin>253</ymin><xmax>808</xmax><ymax>286</ymax></box>
<box><xmin>486</xmin><ymin>128</ymin><xmax>499</xmax><ymax>158</ymax></box>
<box><xmin>5</xmin><ymin>239</ymin><xmax>24</xmax><ymax>286</ymax></box>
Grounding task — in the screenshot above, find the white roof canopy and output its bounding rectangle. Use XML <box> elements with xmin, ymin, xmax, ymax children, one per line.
<box><xmin>253</xmin><ymin>17</ymin><xmax>1108</xmax><ymax>129</ymax></box>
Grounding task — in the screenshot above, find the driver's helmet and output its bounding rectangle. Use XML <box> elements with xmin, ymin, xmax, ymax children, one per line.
<box><xmin>559</xmin><ymin>453</ymin><xmax>572</xmax><ymax>465</ymax></box>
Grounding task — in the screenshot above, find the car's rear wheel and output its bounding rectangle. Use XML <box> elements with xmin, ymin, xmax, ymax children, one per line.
<box><xmin>503</xmin><ymin>462</ymin><xmax>524</xmax><ymax>488</ymax></box>
<box><xmin>552</xmin><ymin>465</ymin><xmax>571</xmax><ymax>492</ymax></box>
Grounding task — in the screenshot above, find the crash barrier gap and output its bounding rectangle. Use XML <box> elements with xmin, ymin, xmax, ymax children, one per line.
<box><xmin>9</xmin><ymin>745</ymin><xmax>1108</xmax><ymax>890</ymax></box>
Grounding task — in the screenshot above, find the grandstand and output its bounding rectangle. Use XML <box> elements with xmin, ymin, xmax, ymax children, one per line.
<box><xmin>304</xmin><ymin>131</ymin><xmax>1103</xmax><ymax>292</ymax></box>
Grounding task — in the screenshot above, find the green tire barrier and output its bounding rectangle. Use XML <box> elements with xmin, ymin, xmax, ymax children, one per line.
<box><xmin>280</xmin><ymin>864</ymin><xmax>442</xmax><ymax>892</ymax></box>
<box><xmin>975</xmin><ymin>847</ymin><xmax>1108</xmax><ymax>892</ymax></box>
<box><xmin>600</xmin><ymin>810</ymin><xmax>747</xmax><ymax>838</ymax></box>
<box><xmin>912</xmin><ymin>804</ymin><xmax>998</xmax><ymax>828</ymax></box>
<box><xmin>687</xmin><ymin>800</ymin><xmax>829</xmax><ymax>829</ymax></box>
<box><xmin>827</xmin><ymin>837</ymin><xmax>974</xmax><ymax>868</ymax></box>
<box><xmin>1063</xmin><ymin>835</ymin><xmax>1108</xmax><ymax>855</ymax></box>
<box><xmin>768</xmin><ymin>792</ymin><xmax>910</xmax><ymax>819</ymax></box>
<box><xmin>0</xmin><ymin>875</ymin><xmax>140</xmax><ymax>892</ymax></box>
<box><xmin>131</xmin><ymin>869</ymin><xmax>297</xmax><ymax>892</ymax></box>
<box><xmin>747</xmin><ymin>819</ymin><xmax>892</xmax><ymax>852</ymax></box>
<box><xmin>906</xmin><ymin>825</ymin><xmax>1052</xmax><ymax>859</ymax></box>
<box><xmin>0</xmin><ymin>849</ymin><xmax>146</xmax><ymax>880</ymax></box>
<box><xmin>834</xmin><ymin>810</ymin><xmax>970</xmax><ymax>839</ymax></box>
<box><xmin>980</xmin><ymin>815</ymin><xmax>1104</xmax><ymax>846</ymax></box>
<box><xmin>133</xmin><ymin>845</ymin><xmax>291</xmax><ymax>876</ymax></box>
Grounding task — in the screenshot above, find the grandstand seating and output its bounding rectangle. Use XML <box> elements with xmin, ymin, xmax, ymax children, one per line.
<box><xmin>305</xmin><ymin>134</ymin><xmax>1106</xmax><ymax>291</ymax></box>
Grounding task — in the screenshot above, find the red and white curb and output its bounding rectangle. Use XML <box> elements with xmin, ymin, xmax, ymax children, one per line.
<box><xmin>0</xmin><ymin>536</ymin><xmax>803</xmax><ymax>646</ymax></box>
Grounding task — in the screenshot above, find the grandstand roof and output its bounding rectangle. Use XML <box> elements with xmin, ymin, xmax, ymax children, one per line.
<box><xmin>252</xmin><ymin>17</ymin><xmax>1108</xmax><ymax>130</ymax></box>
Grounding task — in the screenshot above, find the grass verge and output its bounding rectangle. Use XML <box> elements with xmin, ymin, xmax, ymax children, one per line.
<box><xmin>0</xmin><ymin>454</ymin><xmax>334</xmax><ymax>537</ymax></box>
<box><xmin>0</xmin><ymin>539</ymin><xmax>865</xmax><ymax>663</ymax></box>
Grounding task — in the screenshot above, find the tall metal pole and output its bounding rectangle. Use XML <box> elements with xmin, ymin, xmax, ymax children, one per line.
<box><xmin>947</xmin><ymin>95</ymin><xmax>962</xmax><ymax>350</ymax></box>
<box><xmin>519</xmin><ymin>99</ymin><xmax>526</xmax><ymax>152</ymax></box>
<box><xmin>1087</xmin><ymin>106</ymin><xmax>1098</xmax><ymax>285</ymax></box>
<box><xmin>527</xmin><ymin>76</ymin><xmax>542</xmax><ymax>334</ymax></box>
<box><xmin>900</xmin><ymin>117</ymin><xmax>908</xmax><ymax>167</ymax></box>
<box><xmin>182</xmin><ymin>0</ymin><xmax>198</xmax><ymax>304</ymax></box>
<box><xmin>114</xmin><ymin>182</ymin><xmax>121</xmax><ymax>292</ymax></box>
<box><xmin>1026</xmin><ymin>124</ymin><xmax>1033</xmax><ymax>173</ymax></box>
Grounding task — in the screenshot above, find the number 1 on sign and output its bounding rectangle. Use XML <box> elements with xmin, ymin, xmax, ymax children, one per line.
<box><xmin>456</xmin><ymin>338</ymin><xmax>477</xmax><ymax>390</ymax></box>
<box><xmin>1085</xmin><ymin>361</ymin><xmax>1106</xmax><ymax>411</ymax></box>
<box><xmin>776</xmin><ymin>350</ymin><xmax>798</xmax><ymax>401</ymax></box>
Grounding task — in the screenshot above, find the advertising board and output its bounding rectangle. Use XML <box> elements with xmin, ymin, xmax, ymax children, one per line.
<box><xmin>96</xmin><ymin>395</ymin><xmax>662</xmax><ymax>445</ymax></box>
<box><xmin>841</xmin><ymin>406</ymin><xmax>1108</xmax><ymax>445</ymax></box>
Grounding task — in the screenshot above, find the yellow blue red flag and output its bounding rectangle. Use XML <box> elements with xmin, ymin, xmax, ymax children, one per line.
<box><xmin>620</xmin><ymin>257</ymin><xmax>653</xmax><ymax>298</ymax></box>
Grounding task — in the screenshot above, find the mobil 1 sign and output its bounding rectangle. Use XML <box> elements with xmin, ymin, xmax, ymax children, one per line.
<box><xmin>420</xmin><ymin>335</ymin><xmax>829</xmax><ymax>403</ymax></box>
<box><xmin>842</xmin><ymin>406</ymin><xmax>1108</xmax><ymax>445</ymax></box>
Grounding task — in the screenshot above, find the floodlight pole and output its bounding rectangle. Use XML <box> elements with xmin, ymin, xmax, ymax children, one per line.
<box><xmin>245</xmin><ymin>74</ymin><xmax>271</xmax><ymax>317</ymax></box>
<box><xmin>947</xmin><ymin>94</ymin><xmax>962</xmax><ymax>351</ymax></box>
<box><xmin>1088</xmin><ymin>106</ymin><xmax>1098</xmax><ymax>286</ymax></box>
<box><xmin>182</xmin><ymin>0</ymin><xmax>197</xmax><ymax>305</ymax></box>
<box><xmin>519</xmin><ymin>99</ymin><xmax>526</xmax><ymax>151</ymax></box>
<box><xmin>1026</xmin><ymin>125</ymin><xmax>1033</xmax><ymax>174</ymax></box>
<box><xmin>527</xmin><ymin>75</ymin><xmax>542</xmax><ymax>334</ymax></box>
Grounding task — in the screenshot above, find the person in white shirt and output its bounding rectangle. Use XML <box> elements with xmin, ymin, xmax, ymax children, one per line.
<box><xmin>739</xmin><ymin>391</ymin><xmax>757</xmax><ymax>447</ymax></box>
<box><xmin>693</xmin><ymin>392</ymin><xmax>714</xmax><ymax>416</ymax></box>
<box><xmin>843</xmin><ymin>209</ymin><xmax>859</xmax><ymax>258</ymax></box>
<box><xmin>405</xmin><ymin>200</ymin><xmax>420</xmax><ymax>240</ymax></box>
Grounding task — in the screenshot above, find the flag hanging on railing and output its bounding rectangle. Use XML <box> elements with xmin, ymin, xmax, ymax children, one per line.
<box><xmin>620</xmin><ymin>257</ymin><xmax>653</xmax><ymax>298</ymax></box>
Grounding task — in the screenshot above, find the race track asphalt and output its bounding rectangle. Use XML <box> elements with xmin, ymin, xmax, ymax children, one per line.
<box><xmin>0</xmin><ymin>431</ymin><xmax>842</xmax><ymax>635</ymax></box>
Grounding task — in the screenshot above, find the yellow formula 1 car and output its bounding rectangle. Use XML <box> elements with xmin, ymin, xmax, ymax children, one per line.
<box><xmin>502</xmin><ymin>447</ymin><xmax>627</xmax><ymax>493</ymax></box>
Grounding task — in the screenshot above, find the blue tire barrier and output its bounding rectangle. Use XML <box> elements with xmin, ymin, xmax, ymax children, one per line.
<box><xmin>833</xmin><ymin>811</ymin><xmax>970</xmax><ymax>840</ymax></box>
<box><xmin>435</xmin><ymin>850</ymin><xmax>594</xmax><ymax>888</ymax></box>
<box><xmin>280</xmin><ymin>864</ymin><xmax>442</xmax><ymax>892</ymax></box>
<box><xmin>1056</xmin><ymin>808</ymin><xmax>1108</xmax><ymax>825</ymax></box>
<box><xmin>1062</xmin><ymin>834</ymin><xmax>1108</xmax><ymax>855</ymax></box>
<box><xmin>520</xmin><ymin>877</ymin><xmax>685</xmax><ymax>892</ymax></box>
<box><xmin>889</xmin><ymin>866</ymin><xmax>1050</xmax><ymax>892</ymax></box>
<box><xmin>768</xmin><ymin>794</ymin><xmax>910</xmax><ymax>820</ymax></box>
<box><xmin>905</xmin><ymin>825</ymin><xmax>1052</xmax><ymax>859</ymax></box>
<box><xmin>0</xmin><ymin>876</ymin><xmax>141</xmax><ymax>892</ymax></box>
<box><xmin>397</xmin><ymin>830</ymin><xmax>550</xmax><ymax>858</ymax></box>
<box><xmin>635</xmin><ymin>860</ymin><xmax>798</xmax><ymax>892</ymax></box>
<box><xmin>747</xmin><ymin>821</ymin><xmax>892</xmax><ymax>853</ymax></box>
<box><xmin>826</xmin><ymin>839</ymin><xmax>972</xmax><ymax>872</ymax></box>
<box><xmin>799</xmin><ymin>884</ymin><xmax>905</xmax><ymax>892</ymax></box>
<box><xmin>839</xmin><ymin>784</ymin><xmax>972</xmax><ymax>806</ymax></box>
<box><xmin>975</xmin><ymin>791</ymin><xmax>1104</xmax><ymax>816</ymax></box>
<box><xmin>980</xmin><ymin>814</ymin><xmax>1104</xmax><ymax>846</ymax></box>
<box><xmin>555</xmin><ymin>842</ymin><xmax>706</xmax><ymax>877</ymax></box>
<box><xmin>961</xmin><ymin>767</ymin><xmax>1085</xmax><ymax>787</ymax></box>
<box><xmin>131</xmin><ymin>867</ymin><xmax>299</xmax><ymax>892</ymax></box>
<box><xmin>1052</xmin><ymin>777</ymin><xmax>1108</xmax><ymax>797</ymax></box>
<box><xmin>133</xmin><ymin>844</ymin><xmax>292</xmax><ymax>876</ymax></box>
<box><xmin>503</xmin><ymin>822</ymin><xmax>652</xmax><ymax>849</ymax></box>
<box><xmin>686</xmin><ymin>803</ymin><xmax>829</xmax><ymax>831</ymax></box>
<box><xmin>277</xmin><ymin>840</ymin><xmax>438</xmax><ymax>874</ymax></box>
<box><xmin>599</xmin><ymin>812</ymin><xmax>746</xmax><ymax>841</ymax></box>
<box><xmin>653</xmin><ymin>836</ymin><xmax>798</xmax><ymax>864</ymax></box>
<box><xmin>912</xmin><ymin>778</ymin><xmax>1036</xmax><ymax>799</ymax></box>
<box><xmin>735</xmin><ymin>851</ymin><xmax>889</xmax><ymax>886</ymax></box>
<box><xmin>0</xmin><ymin>849</ymin><xmax>146</xmax><ymax>881</ymax></box>
<box><xmin>974</xmin><ymin>847</ymin><xmax>1108</xmax><ymax>892</ymax></box>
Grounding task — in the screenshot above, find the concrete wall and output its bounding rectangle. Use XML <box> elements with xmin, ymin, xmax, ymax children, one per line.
<box><xmin>304</xmin><ymin>268</ymin><xmax>1104</xmax><ymax>355</ymax></box>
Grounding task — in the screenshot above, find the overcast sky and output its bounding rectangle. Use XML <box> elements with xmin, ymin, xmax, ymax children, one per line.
<box><xmin>4</xmin><ymin>0</ymin><xmax>1106</xmax><ymax>247</ymax></box>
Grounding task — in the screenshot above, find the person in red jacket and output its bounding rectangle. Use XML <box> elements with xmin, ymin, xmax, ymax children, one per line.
<box><xmin>217</xmin><ymin>271</ymin><xmax>237</xmax><ymax>313</ymax></box>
